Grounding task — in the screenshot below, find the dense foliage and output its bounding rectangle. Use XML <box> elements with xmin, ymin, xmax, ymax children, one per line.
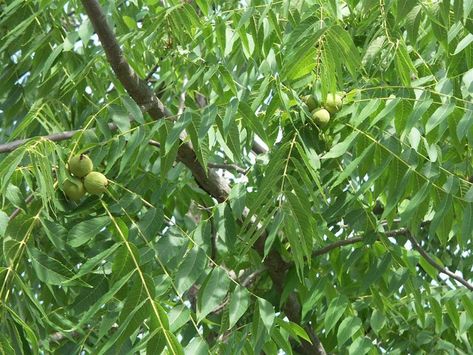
<box><xmin>1</xmin><ymin>0</ymin><xmax>473</xmax><ymax>354</ymax></box>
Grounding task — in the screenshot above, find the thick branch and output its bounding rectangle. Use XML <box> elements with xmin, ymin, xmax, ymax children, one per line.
<box><xmin>81</xmin><ymin>0</ymin><xmax>170</xmax><ymax>119</ymax></box>
<box><xmin>176</xmin><ymin>142</ymin><xmax>230</xmax><ymax>202</ymax></box>
<box><xmin>81</xmin><ymin>0</ymin><xmax>230</xmax><ymax>202</ymax></box>
<box><xmin>251</xmin><ymin>216</ymin><xmax>326</xmax><ymax>354</ymax></box>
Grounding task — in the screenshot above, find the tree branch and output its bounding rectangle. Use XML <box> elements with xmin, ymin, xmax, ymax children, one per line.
<box><xmin>311</xmin><ymin>226</ymin><xmax>473</xmax><ymax>291</ymax></box>
<box><xmin>250</xmin><ymin>216</ymin><xmax>326</xmax><ymax>354</ymax></box>
<box><xmin>177</xmin><ymin>91</ymin><xmax>186</xmax><ymax>116</ymax></box>
<box><xmin>407</xmin><ymin>233</ymin><xmax>473</xmax><ymax>291</ymax></box>
<box><xmin>208</xmin><ymin>163</ymin><xmax>247</xmax><ymax>174</ymax></box>
<box><xmin>312</xmin><ymin>236</ymin><xmax>364</xmax><ymax>257</ymax></box>
<box><xmin>81</xmin><ymin>0</ymin><xmax>170</xmax><ymax>119</ymax></box>
<box><xmin>0</xmin><ymin>123</ymin><xmax>115</xmax><ymax>154</ymax></box>
<box><xmin>9</xmin><ymin>194</ymin><xmax>34</xmax><ymax>220</ymax></box>
<box><xmin>81</xmin><ymin>0</ymin><xmax>230</xmax><ymax>203</ymax></box>
<box><xmin>311</xmin><ymin>229</ymin><xmax>403</xmax><ymax>258</ymax></box>
<box><xmin>144</xmin><ymin>63</ymin><xmax>159</xmax><ymax>82</ymax></box>
<box><xmin>251</xmin><ymin>139</ymin><xmax>268</xmax><ymax>155</ymax></box>
<box><xmin>311</xmin><ymin>225</ymin><xmax>432</xmax><ymax>258</ymax></box>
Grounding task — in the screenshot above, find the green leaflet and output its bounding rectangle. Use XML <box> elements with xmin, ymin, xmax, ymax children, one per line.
<box><xmin>67</xmin><ymin>216</ymin><xmax>111</xmax><ymax>247</ymax></box>
<box><xmin>324</xmin><ymin>295</ymin><xmax>349</xmax><ymax>335</ymax></box>
<box><xmin>228</xmin><ymin>285</ymin><xmax>250</xmax><ymax>329</ymax></box>
<box><xmin>175</xmin><ymin>247</ymin><xmax>207</xmax><ymax>296</ymax></box>
<box><xmin>197</xmin><ymin>267</ymin><xmax>230</xmax><ymax>321</ymax></box>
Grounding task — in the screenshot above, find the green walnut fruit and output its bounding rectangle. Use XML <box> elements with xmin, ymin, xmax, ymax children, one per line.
<box><xmin>312</xmin><ymin>108</ymin><xmax>331</xmax><ymax>127</ymax></box>
<box><xmin>69</xmin><ymin>154</ymin><xmax>93</xmax><ymax>178</ymax></box>
<box><xmin>324</xmin><ymin>93</ymin><xmax>343</xmax><ymax>114</ymax></box>
<box><xmin>84</xmin><ymin>172</ymin><xmax>108</xmax><ymax>195</ymax></box>
<box><xmin>62</xmin><ymin>178</ymin><xmax>86</xmax><ymax>201</ymax></box>
<box><xmin>302</xmin><ymin>95</ymin><xmax>318</xmax><ymax>111</ymax></box>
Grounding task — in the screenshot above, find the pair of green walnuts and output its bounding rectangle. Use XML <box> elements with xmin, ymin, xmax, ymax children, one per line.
<box><xmin>62</xmin><ymin>154</ymin><xmax>108</xmax><ymax>201</ymax></box>
<box><xmin>303</xmin><ymin>93</ymin><xmax>344</xmax><ymax>127</ymax></box>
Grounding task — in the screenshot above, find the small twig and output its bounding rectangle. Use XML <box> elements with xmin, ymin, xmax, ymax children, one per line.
<box><xmin>195</xmin><ymin>268</ymin><xmax>261</xmax><ymax>320</ymax></box>
<box><xmin>210</xmin><ymin>221</ymin><xmax>217</xmax><ymax>264</ymax></box>
<box><xmin>208</xmin><ymin>163</ymin><xmax>247</xmax><ymax>174</ymax></box>
<box><xmin>241</xmin><ymin>269</ymin><xmax>262</xmax><ymax>287</ymax></box>
<box><xmin>187</xmin><ymin>284</ymin><xmax>199</xmax><ymax>312</ymax></box>
<box><xmin>0</xmin><ymin>126</ymin><xmax>163</xmax><ymax>157</ymax></box>
<box><xmin>212</xmin><ymin>296</ymin><xmax>230</xmax><ymax>315</ymax></box>
<box><xmin>0</xmin><ymin>100</ymin><xmax>171</xmax><ymax>154</ymax></box>
<box><xmin>50</xmin><ymin>323</ymin><xmax>118</xmax><ymax>343</ymax></box>
<box><xmin>312</xmin><ymin>236</ymin><xmax>364</xmax><ymax>257</ymax></box>
<box><xmin>251</xmin><ymin>140</ymin><xmax>268</xmax><ymax>155</ymax></box>
<box><xmin>312</xmin><ymin>224</ymin><xmax>433</xmax><ymax>258</ymax></box>
<box><xmin>50</xmin><ymin>331</ymin><xmax>81</xmax><ymax>343</ymax></box>
<box><xmin>144</xmin><ymin>63</ymin><xmax>159</xmax><ymax>82</ymax></box>
<box><xmin>147</xmin><ymin>139</ymin><xmax>160</xmax><ymax>148</ymax></box>
<box><xmin>194</xmin><ymin>203</ymin><xmax>213</xmax><ymax>212</ymax></box>
<box><xmin>177</xmin><ymin>91</ymin><xmax>186</xmax><ymax>116</ymax></box>
<box><xmin>9</xmin><ymin>194</ymin><xmax>35</xmax><ymax>221</ymax></box>
<box><xmin>195</xmin><ymin>92</ymin><xmax>207</xmax><ymax>108</ymax></box>
<box><xmin>407</xmin><ymin>233</ymin><xmax>473</xmax><ymax>291</ymax></box>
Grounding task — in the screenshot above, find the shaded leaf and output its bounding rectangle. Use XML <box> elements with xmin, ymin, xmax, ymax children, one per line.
<box><xmin>197</xmin><ymin>267</ymin><xmax>230</xmax><ymax>321</ymax></box>
<box><xmin>229</xmin><ymin>284</ymin><xmax>250</xmax><ymax>329</ymax></box>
